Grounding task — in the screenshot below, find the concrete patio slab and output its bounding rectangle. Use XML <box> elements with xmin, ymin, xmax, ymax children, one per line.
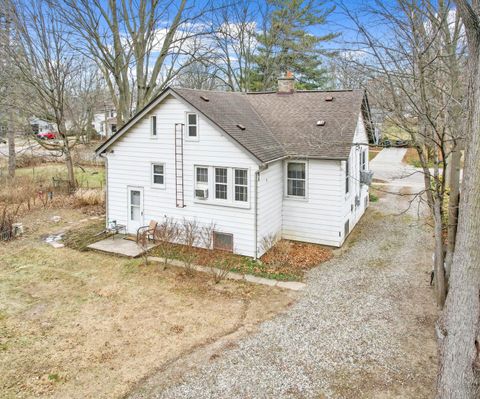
<box><xmin>87</xmin><ymin>237</ymin><xmax>157</xmax><ymax>258</ymax></box>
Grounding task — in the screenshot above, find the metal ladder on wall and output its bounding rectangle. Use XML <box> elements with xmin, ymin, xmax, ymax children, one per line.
<box><xmin>174</xmin><ymin>123</ymin><xmax>185</xmax><ymax>208</ymax></box>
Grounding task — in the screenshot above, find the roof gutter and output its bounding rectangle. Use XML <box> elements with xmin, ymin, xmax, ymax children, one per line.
<box><xmin>263</xmin><ymin>154</ymin><xmax>349</xmax><ymax>165</ymax></box>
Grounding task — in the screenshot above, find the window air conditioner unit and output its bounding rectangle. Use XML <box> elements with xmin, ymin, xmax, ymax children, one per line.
<box><xmin>360</xmin><ymin>171</ymin><xmax>374</xmax><ymax>186</ymax></box>
<box><xmin>195</xmin><ymin>188</ymin><xmax>208</xmax><ymax>199</ymax></box>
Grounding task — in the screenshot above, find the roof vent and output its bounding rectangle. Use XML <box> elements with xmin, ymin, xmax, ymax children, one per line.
<box><xmin>316</xmin><ymin>120</ymin><xmax>326</xmax><ymax>126</ymax></box>
<box><xmin>325</xmin><ymin>96</ymin><xmax>334</xmax><ymax>101</ymax></box>
<box><xmin>200</xmin><ymin>95</ymin><xmax>210</xmax><ymax>102</ymax></box>
<box><xmin>236</xmin><ymin>124</ymin><xmax>246</xmax><ymax>130</ymax></box>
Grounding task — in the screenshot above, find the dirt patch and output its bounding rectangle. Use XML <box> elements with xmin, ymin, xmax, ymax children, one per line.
<box><xmin>260</xmin><ymin>240</ymin><xmax>333</xmax><ymax>270</ymax></box>
<box><xmin>0</xmin><ymin>209</ymin><xmax>295</xmax><ymax>399</ymax></box>
<box><xmin>148</xmin><ymin>238</ymin><xmax>331</xmax><ymax>281</ymax></box>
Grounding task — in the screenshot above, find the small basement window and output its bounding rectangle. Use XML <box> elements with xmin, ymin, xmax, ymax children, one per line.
<box><xmin>186</xmin><ymin>113</ymin><xmax>198</xmax><ymax>138</ymax></box>
<box><xmin>344</xmin><ymin>220</ymin><xmax>350</xmax><ymax>237</ymax></box>
<box><xmin>213</xmin><ymin>231</ymin><xmax>234</xmax><ymax>252</ymax></box>
<box><xmin>152</xmin><ymin>163</ymin><xmax>165</xmax><ymax>187</ymax></box>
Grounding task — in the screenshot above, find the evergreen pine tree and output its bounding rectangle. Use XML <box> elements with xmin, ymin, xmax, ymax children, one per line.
<box><xmin>250</xmin><ymin>0</ymin><xmax>337</xmax><ymax>91</ymax></box>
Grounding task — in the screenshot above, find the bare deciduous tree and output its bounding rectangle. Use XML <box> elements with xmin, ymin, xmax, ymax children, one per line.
<box><xmin>339</xmin><ymin>0</ymin><xmax>465</xmax><ymax>306</ymax></box>
<box><xmin>59</xmin><ymin>0</ymin><xmax>215</xmax><ymax>125</ymax></box>
<box><xmin>9</xmin><ymin>0</ymin><xmax>98</xmax><ymax>188</ymax></box>
<box><xmin>437</xmin><ymin>1</ymin><xmax>480</xmax><ymax>396</ymax></box>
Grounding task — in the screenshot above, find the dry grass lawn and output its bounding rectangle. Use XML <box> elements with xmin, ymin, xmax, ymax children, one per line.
<box><xmin>0</xmin><ymin>208</ymin><xmax>295</xmax><ymax>399</ymax></box>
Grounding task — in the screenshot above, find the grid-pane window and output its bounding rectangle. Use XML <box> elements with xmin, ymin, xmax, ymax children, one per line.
<box><xmin>196</xmin><ymin>167</ymin><xmax>208</xmax><ymax>184</ymax></box>
<box><xmin>215</xmin><ymin>168</ymin><xmax>228</xmax><ymax>199</ymax></box>
<box><xmin>187</xmin><ymin>113</ymin><xmax>197</xmax><ymax>137</ymax></box>
<box><xmin>152</xmin><ymin>163</ymin><xmax>164</xmax><ymax>185</ymax></box>
<box><xmin>287</xmin><ymin>162</ymin><xmax>306</xmax><ymax>197</ymax></box>
<box><xmin>151</xmin><ymin>116</ymin><xmax>157</xmax><ymax>136</ymax></box>
<box><xmin>345</xmin><ymin>159</ymin><xmax>350</xmax><ymax>194</ymax></box>
<box><xmin>234</xmin><ymin>169</ymin><xmax>248</xmax><ymax>202</ymax></box>
<box><xmin>213</xmin><ymin>231</ymin><xmax>233</xmax><ymax>252</ymax></box>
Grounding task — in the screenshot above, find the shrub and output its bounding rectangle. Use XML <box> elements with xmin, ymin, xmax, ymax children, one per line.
<box><xmin>180</xmin><ymin>219</ymin><xmax>200</xmax><ymax>276</ymax></box>
<box><xmin>369</xmin><ymin>193</ymin><xmax>379</xmax><ymax>202</ymax></box>
<box><xmin>211</xmin><ymin>257</ymin><xmax>234</xmax><ymax>283</ymax></box>
<box><xmin>73</xmin><ymin>189</ymin><xmax>104</xmax><ymax>207</ymax></box>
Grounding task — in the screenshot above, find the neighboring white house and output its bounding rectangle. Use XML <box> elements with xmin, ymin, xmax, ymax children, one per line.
<box><xmin>93</xmin><ymin>107</ymin><xmax>117</xmax><ymax>138</ymax></box>
<box><xmin>30</xmin><ymin>117</ymin><xmax>56</xmax><ymax>135</ymax></box>
<box><xmin>95</xmin><ymin>76</ymin><xmax>374</xmax><ymax>258</ymax></box>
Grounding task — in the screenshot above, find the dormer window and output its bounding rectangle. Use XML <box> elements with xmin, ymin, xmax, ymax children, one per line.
<box><xmin>187</xmin><ymin>113</ymin><xmax>198</xmax><ymax>138</ymax></box>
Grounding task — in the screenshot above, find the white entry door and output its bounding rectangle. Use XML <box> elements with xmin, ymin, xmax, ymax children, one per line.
<box><xmin>127</xmin><ymin>187</ymin><xmax>144</xmax><ymax>232</ymax></box>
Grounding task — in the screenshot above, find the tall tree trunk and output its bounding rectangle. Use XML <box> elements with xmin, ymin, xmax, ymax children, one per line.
<box><xmin>433</xmin><ymin>197</ymin><xmax>446</xmax><ymax>307</ymax></box>
<box><xmin>437</xmin><ymin>2</ymin><xmax>480</xmax><ymax>396</ymax></box>
<box><xmin>64</xmin><ymin>147</ymin><xmax>76</xmax><ymax>190</ymax></box>
<box><xmin>444</xmin><ymin>145</ymin><xmax>461</xmax><ymax>278</ymax></box>
<box><xmin>7</xmin><ymin>120</ymin><xmax>15</xmax><ymax>178</ymax></box>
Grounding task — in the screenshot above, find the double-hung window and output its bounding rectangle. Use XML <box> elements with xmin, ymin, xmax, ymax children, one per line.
<box><xmin>151</xmin><ymin>115</ymin><xmax>157</xmax><ymax>136</ymax></box>
<box><xmin>234</xmin><ymin>169</ymin><xmax>248</xmax><ymax>202</ymax></box>
<box><xmin>152</xmin><ymin>163</ymin><xmax>165</xmax><ymax>187</ymax></box>
<box><xmin>215</xmin><ymin>167</ymin><xmax>228</xmax><ymax>200</ymax></box>
<box><xmin>287</xmin><ymin>162</ymin><xmax>306</xmax><ymax>198</ymax></box>
<box><xmin>187</xmin><ymin>113</ymin><xmax>198</xmax><ymax>138</ymax></box>
<box><xmin>194</xmin><ymin>166</ymin><xmax>209</xmax><ymax>199</ymax></box>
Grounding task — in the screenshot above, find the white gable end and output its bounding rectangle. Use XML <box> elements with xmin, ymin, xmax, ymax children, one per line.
<box><xmin>106</xmin><ymin>94</ymin><xmax>260</xmax><ymax>256</ymax></box>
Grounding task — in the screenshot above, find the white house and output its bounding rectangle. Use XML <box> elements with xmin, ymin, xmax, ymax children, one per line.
<box><xmin>95</xmin><ymin>76</ymin><xmax>374</xmax><ymax>258</ymax></box>
<box><xmin>93</xmin><ymin>106</ymin><xmax>117</xmax><ymax>137</ymax></box>
<box><xmin>30</xmin><ymin>117</ymin><xmax>56</xmax><ymax>135</ymax></box>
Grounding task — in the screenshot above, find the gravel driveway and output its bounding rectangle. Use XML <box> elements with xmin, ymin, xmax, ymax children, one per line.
<box><xmin>129</xmin><ymin>151</ymin><xmax>438</xmax><ymax>399</ymax></box>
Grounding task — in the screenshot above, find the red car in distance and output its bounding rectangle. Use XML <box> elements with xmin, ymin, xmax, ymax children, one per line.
<box><xmin>37</xmin><ymin>131</ymin><xmax>56</xmax><ymax>140</ymax></box>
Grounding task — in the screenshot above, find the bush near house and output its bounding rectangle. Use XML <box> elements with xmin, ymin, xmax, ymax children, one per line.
<box><xmin>151</xmin><ymin>238</ymin><xmax>332</xmax><ymax>281</ymax></box>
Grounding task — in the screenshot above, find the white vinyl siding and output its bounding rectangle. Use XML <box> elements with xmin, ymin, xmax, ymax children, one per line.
<box><xmin>257</xmin><ymin>162</ymin><xmax>283</xmax><ymax>256</ymax></box>
<box><xmin>342</xmin><ymin>112</ymin><xmax>370</xmax><ymax>241</ymax></box>
<box><xmin>106</xmin><ymin>95</ymin><xmax>258</xmax><ymax>257</ymax></box>
<box><xmin>282</xmin><ymin>159</ymin><xmax>345</xmax><ymax>247</ymax></box>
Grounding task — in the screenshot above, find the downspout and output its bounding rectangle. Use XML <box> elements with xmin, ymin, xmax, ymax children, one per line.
<box><xmin>254</xmin><ymin>164</ymin><xmax>268</xmax><ymax>259</ymax></box>
<box><xmin>100</xmin><ymin>153</ymin><xmax>108</xmax><ymax>227</ymax></box>
<box><xmin>254</xmin><ymin>169</ymin><xmax>259</xmax><ymax>259</ymax></box>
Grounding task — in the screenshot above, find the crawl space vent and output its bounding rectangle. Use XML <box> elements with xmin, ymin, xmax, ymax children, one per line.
<box><xmin>316</xmin><ymin>120</ymin><xmax>326</xmax><ymax>126</ymax></box>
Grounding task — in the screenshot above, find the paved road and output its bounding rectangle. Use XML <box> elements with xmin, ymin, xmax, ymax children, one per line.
<box><xmin>128</xmin><ymin>149</ymin><xmax>437</xmax><ymax>398</ymax></box>
<box><xmin>370</xmin><ymin>148</ymin><xmax>424</xmax><ymax>188</ymax></box>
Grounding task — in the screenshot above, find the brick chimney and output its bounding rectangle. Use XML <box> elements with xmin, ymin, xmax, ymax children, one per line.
<box><xmin>277</xmin><ymin>71</ymin><xmax>295</xmax><ymax>94</ymax></box>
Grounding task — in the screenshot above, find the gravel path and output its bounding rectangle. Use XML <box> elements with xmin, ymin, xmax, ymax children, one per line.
<box><xmin>128</xmin><ymin>149</ymin><xmax>437</xmax><ymax>398</ymax></box>
<box><xmin>128</xmin><ymin>189</ymin><xmax>438</xmax><ymax>398</ymax></box>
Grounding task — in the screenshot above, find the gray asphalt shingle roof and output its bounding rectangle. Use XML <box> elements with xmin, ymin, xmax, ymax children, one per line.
<box><xmin>96</xmin><ymin>86</ymin><xmax>370</xmax><ymax>163</ymax></box>
<box><xmin>172</xmin><ymin>88</ymin><xmax>285</xmax><ymax>162</ymax></box>
<box><xmin>173</xmin><ymin>88</ymin><xmax>367</xmax><ymax>162</ymax></box>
